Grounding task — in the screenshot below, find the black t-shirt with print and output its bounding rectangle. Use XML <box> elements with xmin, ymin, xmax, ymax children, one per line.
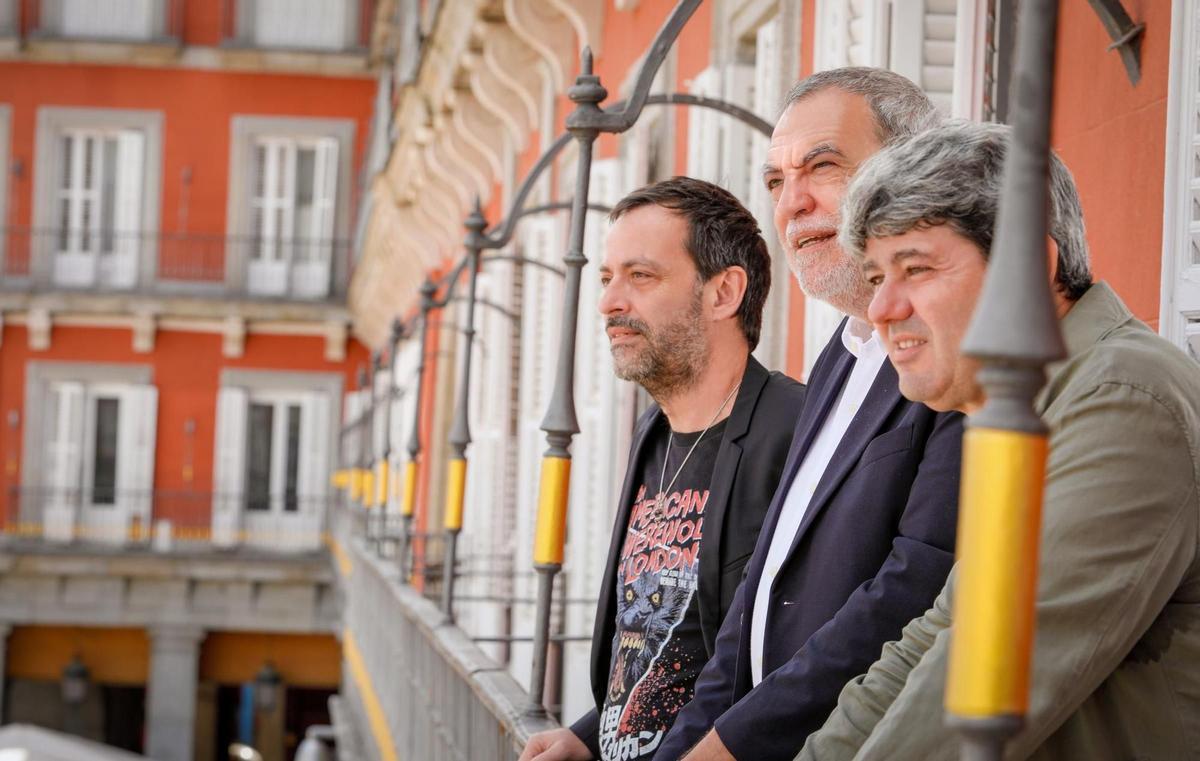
<box><xmin>598</xmin><ymin>417</ymin><xmax>726</xmax><ymax>761</ymax></box>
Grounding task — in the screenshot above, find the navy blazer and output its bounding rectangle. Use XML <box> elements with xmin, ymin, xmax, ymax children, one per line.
<box><xmin>570</xmin><ymin>356</ymin><xmax>804</xmax><ymax>756</ymax></box>
<box><xmin>656</xmin><ymin>321</ymin><xmax>963</xmax><ymax>761</ymax></box>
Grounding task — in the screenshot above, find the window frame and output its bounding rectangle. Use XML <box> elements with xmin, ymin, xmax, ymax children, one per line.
<box><xmin>226</xmin><ymin>115</ymin><xmax>355</xmax><ymax>299</ymax></box>
<box><xmin>32</xmin><ymin>106</ymin><xmax>163</xmax><ymax>290</ymax></box>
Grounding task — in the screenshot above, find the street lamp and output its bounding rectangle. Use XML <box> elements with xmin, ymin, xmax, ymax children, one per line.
<box><xmin>254</xmin><ymin>662</ymin><xmax>281</xmax><ymax>713</ymax></box>
<box><xmin>60</xmin><ymin>654</ymin><xmax>88</xmax><ymax>706</ymax></box>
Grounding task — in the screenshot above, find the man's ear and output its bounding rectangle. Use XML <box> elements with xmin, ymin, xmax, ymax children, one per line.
<box><xmin>710</xmin><ymin>266</ymin><xmax>748</xmax><ymax>322</ymax></box>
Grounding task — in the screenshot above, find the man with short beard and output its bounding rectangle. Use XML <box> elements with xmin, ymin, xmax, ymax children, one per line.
<box><xmin>519</xmin><ymin>178</ymin><xmax>804</xmax><ymax>761</ymax></box>
<box><xmin>657</xmin><ymin>68</ymin><xmax>964</xmax><ymax>761</ymax></box>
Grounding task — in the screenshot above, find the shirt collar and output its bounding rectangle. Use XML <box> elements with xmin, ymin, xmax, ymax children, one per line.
<box><xmin>840</xmin><ymin>316</ymin><xmax>881</xmax><ymax>359</ymax></box>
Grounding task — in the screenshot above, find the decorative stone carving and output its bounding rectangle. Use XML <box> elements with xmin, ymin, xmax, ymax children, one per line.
<box><xmin>504</xmin><ymin>0</ymin><xmax>578</xmax><ymax>91</ymax></box>
<box><xmin>324</xmin><ymin>320</ymin><xmax>348</xmax><ymax>362</ymax></box>
<box><xmin>549</xmin><ymin>0</ymin><xmax>604</xmax><ymax>54</ymax></box>
<box><xmin>132</xmin><ymin>310</ymin><xmax>157</xmax><ymax>354</ymax></box>
<box><xmin>27</xmin><ymin>308</ymin><xmax>51</xmax><ymax>351</ymax></box>
<box><xmin>222</xmin><ymin>315</ymin><xmax>245</xmax><ymax>358</ymax></box>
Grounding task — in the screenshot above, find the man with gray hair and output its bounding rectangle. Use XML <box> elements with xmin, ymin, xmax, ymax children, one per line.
<box><xmin>657</xmin><ymin>68</ymin><xmax>964</xmax><ymax>761</ymax></box>
<box><xmin>800</xmin><ymin>120</ymin><xmax>1200</xmax><ymax>760</ymax></box>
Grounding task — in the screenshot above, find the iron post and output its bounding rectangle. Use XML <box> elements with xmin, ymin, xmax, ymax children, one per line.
<box><xmin>380</xmin><ymin>317</ymin><xmax>404</xmax><ymax>555</ymax></box>
<box><xmin>525</xmin><ymin>0</ymin><xmax>703</xmax><ymax>719</ymax></box>
<box><xmin>441</xmin><ymin>199</ymin><xmax>486</xmax><ymax>623</ymax></box>
<box><xmin>945</xmin><ymin>0</ymin><xmax>1067</xmax><ymax>758</ymax></box>
<box><xmin>399</xmin><ymin>277</ymin><xmax>437</xmax><ymax>579</ymax></box>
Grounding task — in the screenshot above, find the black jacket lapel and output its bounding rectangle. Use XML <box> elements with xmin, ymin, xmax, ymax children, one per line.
<box><xmin>696</xmin><ymin>356</ymin><xmax>769</xmax><ymax>652</ymax></box>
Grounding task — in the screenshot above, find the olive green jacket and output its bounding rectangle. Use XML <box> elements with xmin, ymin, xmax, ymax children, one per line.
<box><xmin>798</xmin><ymin>282</ymin><xmax>1200</xmax><ymax>761</ymax></box>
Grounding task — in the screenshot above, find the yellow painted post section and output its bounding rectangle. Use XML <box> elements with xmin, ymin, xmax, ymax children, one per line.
<box><xmin>946</xmin><ymin>426</ymin><xmax>1047</xmax><ymax>719</ymax></box>
<box><xmin>331</xmin><ymin>469</ymin><xmax>351</xmax><ymax>490</ymax></box>
<box><xmin>349</xmin><ymin>469</ymin><xmax>363</xmax><ymax>502</ymax></box>
<box><xmin>401</xmin><ymin>460</ymin><xmax>418</xmax><ymax>518</ymax></box>
<box><xmin>342</xmin><ymin>629</ymin><xmax>399</xmax><ymax>761</ymax></box>
<box><xmin>533</xmin><ymin>456</ymin><xmax>571</xmax><ymax>565</ymax></box>
<box><xmin>362</xmin><ymin>470</ymin><xmax>376</xmax><ymax>509</ymax></box>
<box><xmin>444</xmin><ymin>458</ymin><xmax>467</xmax><ymax>531</ymax></box>
<box><xmin>375</xmin><ymin>461</ymin><xmax>389</xmax><ymax>507</ymax></box>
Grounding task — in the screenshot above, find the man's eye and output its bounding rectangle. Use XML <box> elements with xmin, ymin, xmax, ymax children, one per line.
<box><xmin>764</xmin><ymin>177</ymin><xmax>782</xmax><ymax>191</ymax></box>
<box><xmin>906</xmin><ymin>265</ymin><xmax>931</xmax><ymax>277</ymax></box>
<box><xmin>866</xmin><ymin>275</ymin><xmax>884</xmax><ymax>288</ymax></box>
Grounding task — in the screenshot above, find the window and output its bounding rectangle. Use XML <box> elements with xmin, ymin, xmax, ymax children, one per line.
<box><xmin>243</xmin><ymin>398</ymin><xmax>303</xmax><ymax>513</ymax></box>
<box><xmin>30</xmin><ymin>372</ymin><xmax>157</xmax><ymax>544</ymax></box>
<box><xmin>90</xmin><ymin>396</ymin><xmax>120</xmax><ymax>505</ymax></box>
<box><xmin>211</xmin><ymin>369</ymin><xmax>341</xmax><ymax>551</ymax></box>
<box><xmin>39</xmin><ymin>0</ymin><xmax>169</xmax><ymax>41</ymax></box>
<box><xmin>227</xmin><ymin>116</ymin><xmax>354</xmax><ymax>300</ymax></box>
<box><xmin>53</xmin><ymin>129</ymin><xmax>144</xmax><ymax>289</ymax></box>
<box><xmin>230</xmin><ymin>0</ymin><xmax>361</xmax><ymax>52</ymax></box>
<box><xmin>248</xmin><ymin>136</ymin><xmax>339</xmax><ymax>298</ymax></box>
<box><xmin>33</xmin><ymin>107</ymin><xmax>163</xmax><ymax>291</ymax></box>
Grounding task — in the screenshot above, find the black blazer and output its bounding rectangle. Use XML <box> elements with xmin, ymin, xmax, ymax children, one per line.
<box><xmin>570</xmin><ymin>355</ymin><xmax>805</xmax><ymax>754</ymax></box>
<box><xmin>657</xmin><ymin>321</ymin><xmax>963</xmax><ymax>761</ymax></box>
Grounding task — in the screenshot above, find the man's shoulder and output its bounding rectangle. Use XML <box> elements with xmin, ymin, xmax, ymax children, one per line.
<box><xmin>762</xmin><ymin>369</ymin><xmax>806</xmax><ymax>401</ymax></box>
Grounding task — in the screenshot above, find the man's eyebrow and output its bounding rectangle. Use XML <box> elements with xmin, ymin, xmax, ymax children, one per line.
<box><xmin>890</xmin><ymin>248</ymin><xmax>931</xmax><ymax>264</ymax></box>
<box><xmin>760</xmin><ymin>161</ymin><xmax>780</xmax><ymax>177</ymax></box>
<box><xmin>801</xmin><ymin>142</ymin><xmax>845</xmax><ymax>166</ymax></box>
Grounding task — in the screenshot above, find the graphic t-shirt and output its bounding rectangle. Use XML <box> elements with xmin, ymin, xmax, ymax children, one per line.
<box><xmin>598</xmin><ymin>418</ymin><xmax>726</xmax><ymax>761</ymax></box>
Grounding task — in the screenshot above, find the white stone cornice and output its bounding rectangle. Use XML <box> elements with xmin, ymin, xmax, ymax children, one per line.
<box><xmin>548</xmin><ymin>0</ymin><xmax>604</xmax><ymax>55</ymax></box>
<box><xmin>478</xmin><ymin>22</ymin><xmax>543</xmax><ymax>133</ymax></box>
<box><xmin>504</xmin><ymin>0</ymin><xmax>578</xmax><ymax>91</ymax></box>
<box><xmin>467</xmin><ymin>54</ymin><xmax>526</xmax><ymax>151</ymax></box>
<box><xmin>453</xmin><ymin>92</ymin><xmax>506</xmax><ymax>182</ymax></box>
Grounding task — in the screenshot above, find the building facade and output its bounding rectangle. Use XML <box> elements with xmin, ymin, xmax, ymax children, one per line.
<box><xmin>341</xmin><ymin>0</ymin><xmax>1185</xmax><ymax>747</ymax></box>
<box><xmin>0</xmin><ymin>2</ymin><xmax>378</xmax><ymax>759</ymax></box>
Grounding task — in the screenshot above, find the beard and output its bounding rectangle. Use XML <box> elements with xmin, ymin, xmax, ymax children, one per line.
<box><xmin>784</xmin><ymin>215</ymin><xmax>874</xmax><ymax>317</ymax></box>
<box><xmin>607</xmin><ymin>292</ymin><xmax>707</xmax><ymax>399</ymax></box>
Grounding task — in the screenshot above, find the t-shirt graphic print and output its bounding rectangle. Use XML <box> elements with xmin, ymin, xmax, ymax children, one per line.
<box><xmin>598</xmin><ymin>421</ymin><xmax>723</xmax><ymax>761</ymax></box>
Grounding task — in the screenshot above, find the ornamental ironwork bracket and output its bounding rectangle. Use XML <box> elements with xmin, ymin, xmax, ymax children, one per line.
<box><xmin>1088</xmin><ymin>0</ymin><xmax>1145</xmax><ymax>85</ymax></box>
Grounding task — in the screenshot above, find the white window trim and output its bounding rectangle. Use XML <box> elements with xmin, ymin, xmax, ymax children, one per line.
<box><xmin>20</xmin><ymin>361</ymin><xmax>153</xmax><ymax>518</ymax></box>
<box><xmin>31</xmin><ymin>106</ymin><xmax>163</xmax><ymax>288</ymax></box>
<box><xmin>1159</xmin><ymin>0</ymin><xmax>1198</xmax><ymax>353</ymax></box>
<box><xmin>226</xmin><ymin>115</ymin><xmax>356</xmax><ymax>297</ymax></box>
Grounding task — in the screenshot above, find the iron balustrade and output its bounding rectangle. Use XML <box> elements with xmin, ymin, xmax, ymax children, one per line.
<box><xmin>1</xmin><ymin>485</ymin><xmax>335</xmax><ymax>551</ymax></box>
<box><xmin>219</xmin><ymin>0</ymin><xmax>375</xmax><ymax>54</ymax></box>
<box><xmin>22</xmin><ymin>0</ymin><xmax>185</xmax><ymax>44</ymax></box>
<box><xmin>0</xmin><ymin>226</ymin><xmax>350</xmax><ymax>302</ymax></box>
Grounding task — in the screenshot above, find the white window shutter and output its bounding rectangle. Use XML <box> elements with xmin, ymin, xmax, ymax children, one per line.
<box><xmin>212</xmin><ymin>386</ymin><xmax>248</xmax><ymax>545</ymax></box>
<box><xmin>687</xmin><ymin>67</ymin><xmax>722</xmax><ymax>183</ymax></box>
<box><xmin>111</xmin><ymin>129</ymin><xmax>144</xmax><ymax>287</ymax></box>
<box><xmin>117</xmin><ymin>384</ymin><xmax>157</xmax><ymax>523</ymax></box>
<box><xmin>43</xmin><ymin>382</ymin><xmax>85</xmax><ymax>542</ymax></box>
<box><xmin>720</xmin><ymin>62</ymin><xmax>757</xmax><ymax>201</ymax></box>
<box><xmin>314</xmin><ymin>137</ymin><xmax>339</xmax><ymax>244</ymax></box>
<box><xmin>300</xmin><ymin>391</ymin><xmax>332</xmax><ymax>511</ymax></box>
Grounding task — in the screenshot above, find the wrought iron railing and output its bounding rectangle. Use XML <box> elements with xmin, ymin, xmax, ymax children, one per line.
<box><xmin>0</xmin><ymin>227</ymin><xmax>350</xmax><ymax>302</ymax></box>
<box><xmin>2</xmin><ymin>486</ymin><xmax>334</xmax><ymax>552</ymax></box>
<box><xmin>25</xmin><ymin>0</ymin><xmax>185</xmax><ymax>44</ymax></box>
<box><xmin>219</xmin><ymin>0</ymin><xmax>375</xmax><ymax>54</ymax></box>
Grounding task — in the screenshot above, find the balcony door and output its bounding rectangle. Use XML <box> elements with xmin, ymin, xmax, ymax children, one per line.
<box><xmin>212</xmin><ymin>386</ymin><xmax>331</xmax><ymax>551</ymax></box>
<box><xmin>247</xmin><ymin>0</ymin><xmax>358</xmax><ymax>51</ymax></box>
<box><xmin>42</xmin><ymin>381</ymin><xmax>157</xmax><ymax>544</ymax></box>
<box><xmin>54</xmin><ymin>129</ymin><xmax>143</xmax><ymax>289</ymax></box>
<box><xmin>247</xmin><ymin>136</ymin><xmax>338</xmax><ymax>299</ymax></box>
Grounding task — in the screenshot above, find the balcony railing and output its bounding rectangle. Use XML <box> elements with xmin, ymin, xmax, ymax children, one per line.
<box><xmin>0</xmin><ymin>227</ymin><xmax>350</xmax><ymax>303</ymax></box>
<box><xmin>219</xmin><ymin>0</ymin><xmax>374</xmax><ymax>53</ymax></box>
<box><xmin>27</xmin><ymin>0</ymin><xmax>184</xmax><ymax>44</ymax></box>
<box><xmin>3</xmin><ymin>486</ymin><xmax>334</xmax><ymax>553</ymax></box>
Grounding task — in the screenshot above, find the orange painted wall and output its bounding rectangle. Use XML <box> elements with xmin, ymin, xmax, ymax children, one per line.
<box><xmin>198</xmin><ymin>632</ymin><xmax>340</xmax><ymax>687</ymax></box>
<box><xmin>0</xmin><ymin>323</ymin><xmax>369</xmax><ymax>527</ymax></box>
<box><xmin>1051</xmin><ymin>1</ymin><xmax>1171</xmax><ymax>328</ymax></box>
<box><xmin>7</xmin><ymin>625</ymin><xmax>150</xmax><ymax>684</ymax></box>
<box><xmin>0</xmin><ymin>61</ymin><xmax>374</xmax><ymax>244</ymax></box>
<box><xmin>785</xmin><ymin>2</ymin><xmax>819</xmax><ymax>380</ymax></box>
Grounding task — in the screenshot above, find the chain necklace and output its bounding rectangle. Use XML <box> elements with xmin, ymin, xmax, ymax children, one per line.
<box><xmin>649</xmin><ymin>381</ymin><xmax>741</xmax><ymax>523</ymax></box>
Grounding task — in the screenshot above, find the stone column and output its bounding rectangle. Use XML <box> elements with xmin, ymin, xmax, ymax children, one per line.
<box><xmin>146</xmin><ymin>625</ymin><xmax>205</xmax><ymax>761</ymax></box>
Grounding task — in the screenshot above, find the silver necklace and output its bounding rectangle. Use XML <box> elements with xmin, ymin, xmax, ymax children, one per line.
<box><xmin>652</xmin><ymin>382</ymin><xmax>741</xmax><ymax>521</ymax></box>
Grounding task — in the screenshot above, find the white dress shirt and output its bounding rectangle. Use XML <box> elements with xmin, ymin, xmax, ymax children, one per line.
<box><xmin>749</xmin><ymin>317</ymin><xmax>887</xmax><ymax>685</ymax></box>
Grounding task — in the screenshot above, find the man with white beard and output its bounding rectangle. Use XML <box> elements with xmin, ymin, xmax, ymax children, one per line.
<box><xmin>656</xmin><ymin>68</ymin><xmax>964</xmax><ymax>761</ymax></box>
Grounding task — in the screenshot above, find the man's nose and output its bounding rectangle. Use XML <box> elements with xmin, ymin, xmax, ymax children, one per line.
<box><xmin>775</xmin><ymin>175</ymin><xmax>817</xmax><ymax>224</ymax></box>
<box><xmin>868</xmin><ymin>277</ymin><xmax>912</xmax><ymax>330</ymax></box>
<box><xmin>597</xmin><ymin>278</ymin><xmax>626</xmax><ymax>316</ymax></box>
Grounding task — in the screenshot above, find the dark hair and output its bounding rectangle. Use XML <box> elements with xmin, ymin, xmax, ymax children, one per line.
<box><xmin>609</xmin><ymin>176</ymin><xmax>772</xmax><ymax>349</ymax></box>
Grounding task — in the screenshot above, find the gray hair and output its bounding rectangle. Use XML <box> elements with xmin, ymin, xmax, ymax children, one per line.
<box><xmin>781</xmin><ymin>67</ymin><xmax>941</xmax><ymax>143</ymax></box>
<box><xmin>839</xmin><ymin>120</ymin><xmax>1092</xmax><ymax>300</ymax></box>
